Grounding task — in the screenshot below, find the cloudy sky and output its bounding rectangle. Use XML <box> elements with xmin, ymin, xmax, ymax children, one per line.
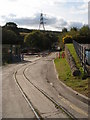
<box><xmin>0</xmin><ymin>0</ymin><xmax>89</xmax><ymax>31</ymax></box>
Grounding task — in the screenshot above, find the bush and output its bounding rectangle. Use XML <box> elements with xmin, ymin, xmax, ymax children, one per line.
<box><xmin>24</xmin><ymin>31</ymin><xmax>52</xmax><ymax>50</ymax></box>
<box><xmin>74</xmin><ymin>35</ymin><xmax>90</xmax><ymax>44</ymax></box>
<box><xmin>62</xmin><ymin>35</ymin><xmax>72</xmax><ymax>44</ymax></box>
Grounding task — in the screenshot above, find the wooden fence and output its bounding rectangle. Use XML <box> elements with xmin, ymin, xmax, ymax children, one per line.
<box><xmin>73</xmin><ymin>40</ymin><xmax>87</xmax><ymax>73</ymax></box>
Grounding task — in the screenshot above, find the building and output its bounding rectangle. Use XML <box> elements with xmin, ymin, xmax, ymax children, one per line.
<box><xmin>5</xmin><ymin>22</ymin><xmax>17</xmax><ymax>28</ymax></box>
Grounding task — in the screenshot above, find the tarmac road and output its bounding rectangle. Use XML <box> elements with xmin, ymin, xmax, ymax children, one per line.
<box><xmin>2</xmin><ymin>53</ymin><xmax>89</xmax><ymax>119</ymax></box>
<box><xmin>15</xmin><ymin>62</ymin><xmax>68</xmax><ymax>118</ymax></box>
<box><xmin>2</xmin><ymin>57</ymin><xmax>40</xmax><ymax>118</ymax></box>
<box><xmin>24</xmin><ymin>53</ymin><xmax>89</xmax><ymax>119</ymax></box>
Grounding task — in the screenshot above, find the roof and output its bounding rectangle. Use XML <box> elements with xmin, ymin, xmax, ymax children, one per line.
<box><xmin>6</xmin><ymin>22</ymin><xmax>17</xmax><ymax>27</ymax></box>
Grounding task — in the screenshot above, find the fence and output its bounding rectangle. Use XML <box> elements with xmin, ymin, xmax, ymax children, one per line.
<box><xmin>73</xmin><ymin>40</ymin><xmax>87</xmax><ymax>73</ymax></box>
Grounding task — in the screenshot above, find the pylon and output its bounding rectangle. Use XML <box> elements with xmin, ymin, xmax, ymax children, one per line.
<box><xmin>39</xmin><ymin>13</ymin><xmax>45</xmax><ymax>30</ymax></box>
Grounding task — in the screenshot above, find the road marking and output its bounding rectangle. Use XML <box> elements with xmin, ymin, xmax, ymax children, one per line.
<box><xmin>58</xmin><ymin>95</ymin><xmax>88</xmax><ymax>117</ymax></box>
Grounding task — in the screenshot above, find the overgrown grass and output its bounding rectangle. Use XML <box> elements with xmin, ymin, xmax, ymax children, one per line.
<box><xmin>54</xmin><ymin>51</ymin><xmax>88</xmax><ymax>97</ymax></box>
<box><xmin>66</xmin><ymin>44</ymin><xmax>85</xmax><ymax>78</ymax></box>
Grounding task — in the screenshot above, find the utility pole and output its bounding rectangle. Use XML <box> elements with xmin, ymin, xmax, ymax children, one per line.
<box><xmin>39</xmin><ymin>13</ymin><xmax>45</xmax><ymax>30</ymax></box>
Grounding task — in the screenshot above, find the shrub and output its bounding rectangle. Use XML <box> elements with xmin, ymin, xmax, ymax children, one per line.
<box><xmin>62</xmin><ymin>35</ymin><xmax>72</xmax><ymax>44</ymax></box>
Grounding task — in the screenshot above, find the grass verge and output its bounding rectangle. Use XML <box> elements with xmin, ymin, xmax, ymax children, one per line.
<box><xmin>66</xmin><ymin>44</ymin><xmax>84</xmax><ymax>78</ymax></box>
<box><xmin>54</xmin><ymin>51</ymin><xmax>88</xmax><ymax>97</ymax></box>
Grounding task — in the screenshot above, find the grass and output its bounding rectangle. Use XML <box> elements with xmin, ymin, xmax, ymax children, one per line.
<box><xmin>54</xmin><ymin>51</ymin><xmax>88</xmax><ymax>97</ymax></box>
<box><xmin>66</xmin><ymin>44</ymin><xmax>84</xmax><ymax>78</ymax></box>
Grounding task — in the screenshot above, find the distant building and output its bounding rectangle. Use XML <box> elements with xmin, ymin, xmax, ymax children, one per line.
<box><xmin>5</xmin><ymin>22</ymin><xmax>17</xmax><ymax>28</ymax></box>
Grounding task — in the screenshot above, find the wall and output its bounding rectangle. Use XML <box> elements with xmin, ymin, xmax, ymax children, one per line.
<box><xmin>65</xmin><ymin>45</ymin><xmax>80</xmax><ymax>76</ymax></box>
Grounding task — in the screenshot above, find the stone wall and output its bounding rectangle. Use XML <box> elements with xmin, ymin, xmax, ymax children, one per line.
<box><xmin>65</xmin><ymin>45</ymin><xmax>80</xmax><ymax>76</ymax></box>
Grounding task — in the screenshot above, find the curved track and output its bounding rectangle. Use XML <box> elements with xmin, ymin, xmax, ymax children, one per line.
<box><xmin>14</xmin><ymin>58</ymin><xmax>76</xmax><ymax>119</ymax></box>
<box><xmin>14</xmin><ymin>61</ymin><xmax>41</xmax><ymax>120</ymax></box>
<box><xmin>2</xmin><ymin>53</ymin><xmax>88</xmax><ymax>119</ymax></box>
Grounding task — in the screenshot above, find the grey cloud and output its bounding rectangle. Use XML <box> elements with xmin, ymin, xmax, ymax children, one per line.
<box><xmin>58</xmin><ymin>19</ymin><xmax>67</xmax><ymax>26</ymax></box>
<box><xmin>56</xmin><ymin>21</ymin><xmax>83</xmax><ymax>30</ymax></box>
<box><xmin>14</xmin><ymin>17</ymin><xmax>39</xmax><ymax>26</ymax></box>
<box><xmin>1</xmin><ymin>15</ymin><xmax>6</xmax><ymax>19</ymax></box>
<box><xmin>45</xmin><ymin>16</ymin><xmax>57</xmax><ymax>25</ymax></box>
<box><xmin>54</xmin><ymin>19</ymin><xmax>68</xmax><ymax>30</ymax></box>
<box><xmin>2</xmin><ymin>13</ymin><xmax>58</xmax><ymax>27</ymax></box>
<box><xmin>1</xmin><ymin>13</ymin><xmax>83</xmax><ymax>30</ymax></box>
<box><xmin>1</xmin><ymin>14</ymin><xmax>16</xmax><ymax>19</ymax></box>
<box><xmin>2</xmin><ymin>13</ymin><xmax>40</xmax><ymax>27</ymax></box>
<box><xmin>9</xmin><ymin>14</ymin><xmax>16</xmax><ymax>17</ymax></box>
<box><xmin>68</xmin><ymin>21</ymin><xmax>83</xmax><ymax>28</ymax></box>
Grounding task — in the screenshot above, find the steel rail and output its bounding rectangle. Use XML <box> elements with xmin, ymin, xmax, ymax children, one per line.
<box><xmin>23</xmin><ymin>63</ymin><xmax>77</xmax><ymax>120</ymax></box>
<box><xmin>13</xmin><ymin>55</ymin><xmax>77</xmax><ymax>120</ymax></box>
<box><xmin>13</xmin><ymin>58</ymin><xmax>43</xmax><ymax>120</ymax></box>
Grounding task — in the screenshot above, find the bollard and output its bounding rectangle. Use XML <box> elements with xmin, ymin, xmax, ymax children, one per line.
<box><xmin>58</xmin><ymin>52</ymin><xmax>60</xmax><ymax>58</ymax></box>
<box><xmin>62</xmin><ymin>52</ymin><xmax>65</xmax><ymax>58</ymax></box>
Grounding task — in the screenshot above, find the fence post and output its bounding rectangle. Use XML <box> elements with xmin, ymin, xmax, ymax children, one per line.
<box><xmin>84</xmin><ymin>47</ymin><xmax>86</xmax><ymax>73</ymax></box>
<box><xmin>73</xmin><ymin>40</ymin><xmax>87</xmax><ymax>74</ymax></box>
<box><xmin>80</xmin><ymin>45</ymin><xmax>81</xmax><ymax>62</ymax></box>
<box><xmin>82</xmin><ymin>46</ymin><xmax>83</xmax><ymax>67</ymax></box>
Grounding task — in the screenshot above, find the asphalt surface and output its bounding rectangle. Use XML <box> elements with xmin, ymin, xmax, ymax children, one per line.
<box><xmin>2</xmin><ymin>53</ymin><xmax>89</xmax><ymax>119</ymax></box>
<box><xmin>24</xmin><ymin>53</ymin><xmax>88</xmax><ymax>119</ymax></box>
<box><xmin>16</xmin><ymin>63</ymin><xmax>68</xmax><ymax>118</ymax></box>
<box><xmin>2</xmin><ymin>59</ymin><xmax>37</xmax><ymax>118</ymax></box>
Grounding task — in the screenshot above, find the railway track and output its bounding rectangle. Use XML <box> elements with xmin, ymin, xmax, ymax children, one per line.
<box><xmin>13</xmin><ymin>60</ymin><xmax>42</xmax><ymax>120</ymax></box>
<box><xmin>14</xmin><ymin>59</ymin><xmax>77</xmax><ymax>120</ymax></box>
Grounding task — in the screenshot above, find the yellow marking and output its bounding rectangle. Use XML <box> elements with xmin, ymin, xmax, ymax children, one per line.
<box><xmin>58</xmin><ymin>95</ymin><xmax>88</xmax><ymax>117</ymax></box>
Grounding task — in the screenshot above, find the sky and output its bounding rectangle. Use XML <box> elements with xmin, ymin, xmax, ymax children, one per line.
<box><xmin>0</xmin><ymin>0</ymin><xmax>89</xmax><ymax>31</ymax></box>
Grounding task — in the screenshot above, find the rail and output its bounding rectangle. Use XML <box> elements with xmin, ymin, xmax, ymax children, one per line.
<box><xmin>14</xmin><ymin>60</ymin><xmax>77</xmax><ymax>119</ymax></box>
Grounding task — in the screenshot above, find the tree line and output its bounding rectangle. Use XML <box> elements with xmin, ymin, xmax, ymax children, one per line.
<box><xmin>59</xmin><ymin>26</ymin><xmax>90</xmax><ymax>46</ymax></box>
<box><xmin>2</xmin><ymin>22</ymin><xmax>59</xmax><ymax>51</ymax></box>
<box><xmin>2</xmin><ymin>22</ymin><xmax>90</xmax><ymax>51</ymax></box>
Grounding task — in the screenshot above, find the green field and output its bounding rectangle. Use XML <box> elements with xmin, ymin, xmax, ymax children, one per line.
<box><xmin>54</xmin><ymin>49</ymin><xmax>88</xmax><ymax>97</ymax></box>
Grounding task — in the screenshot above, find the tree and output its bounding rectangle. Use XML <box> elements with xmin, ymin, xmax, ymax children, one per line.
<box><xmin>62</xmin><ymin>35</ymin><xmax>72</xmax><ymax>44</ymax></box>
<box><xmin>75</xmin><ymin>25</ymin><xmax>90</xmax><ymax>43</ymax></box>
<box><xmin>24</xmin><ymin>31</ymin><xmax>58</xmax><ymax>50</ymax></box>
<box><xmin>24</xmin><ymin>31</ymin><xmax>50</xmax><ymax>50</ymax></box>
<box><xmin>79</xmin><ymin>25</ymin><xmax>90</xmax><ymax>36</ymax></box>
<box><xmin>2</xmin><ymin>28</ymin><xmax>18</xmax><ymax>44</ymax></box>
<box><xmin>62</xmin><ymin>28</ymin><xmax>67</xmax><ymax>33</ymax></box>
<box><xmin>59</xmin><ymin>25</ymin><xmax>90</xmax><ymax>45</ymax></box>
<box><xmin>2</xmin><ymin>22</ymin><xmax>23</xmax><ymax>44</ymax></box>
<box><xmin>25</xmin><ymin>31</ymin><xmax>40</xmax><ymax>48</ymax></box>
<box><xmin>70</xmin><ymin>27</ymin><xmax>78</xmax><ymax>31</ymax></box>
